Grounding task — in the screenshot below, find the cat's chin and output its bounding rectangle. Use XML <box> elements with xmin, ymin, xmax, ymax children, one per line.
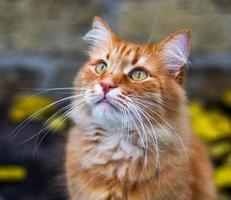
<box><xmin>70</xmin><ymin>103</ymin><xmax>123</xmax><ymax>130</ymax></box>
<box><xmin>91</xmin><ymin>103</ymin><xmax>122</xmax><ymax>128</ymax></box>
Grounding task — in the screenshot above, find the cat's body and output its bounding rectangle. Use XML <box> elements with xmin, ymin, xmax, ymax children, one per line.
<box><xmin>66</xmin><ymin>128</ymin><xmax>214</xmax><ymax>200</ymax></box>
<box><xmin>65</xmin><ymin>17</ymin><xmax>216</xmax><ymax>200</ymax></box>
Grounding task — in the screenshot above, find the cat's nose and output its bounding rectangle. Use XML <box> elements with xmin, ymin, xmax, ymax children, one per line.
<box><xmin>99</xmin><ymin>80</ymin><xmax>117</xmax><ymax>94</ymax></box>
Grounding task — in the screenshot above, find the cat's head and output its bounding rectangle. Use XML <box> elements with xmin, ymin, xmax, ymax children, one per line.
<box><xmin>72</xmin><ymin>16</ymin><xmax>191</xmax><ymax>131</ymax></box>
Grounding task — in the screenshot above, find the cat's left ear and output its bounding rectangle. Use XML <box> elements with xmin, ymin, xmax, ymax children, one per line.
<box><xmin>83</xmin><ymin>16</ymin><xmax>116</xmax><ymax>51</ymax></box>
<box><xmin>160</xmin><ymin>30</ymin><xmax>191</xmax><ymax>85</ymax></box>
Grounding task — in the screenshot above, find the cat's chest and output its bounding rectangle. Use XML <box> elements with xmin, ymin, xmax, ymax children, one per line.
<box><xmin>80</xmin><ymin>130</ymin><xmax>143</xmax><ymax>167</ymax></box>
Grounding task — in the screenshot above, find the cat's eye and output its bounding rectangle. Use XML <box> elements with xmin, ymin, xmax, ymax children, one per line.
<box><xmin>95</xmin><ymin>61</ymin><xmax>108</xmax><ymax>74</ymax></box>
<box><xmin>129</xmin><ymin>69</ymin><xmax>148</xmax><ymax>81</ymax></box>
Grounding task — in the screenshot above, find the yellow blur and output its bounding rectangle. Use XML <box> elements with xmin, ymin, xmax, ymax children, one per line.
<box><xmin>0</xmin><ymin>165</ymin><xmax>27</xmax><ymax>182</ymax></box>
<box><xmin>8</xmin><ymin>94</ymin><xmax>55</xmax><ymax>123</ymax></box>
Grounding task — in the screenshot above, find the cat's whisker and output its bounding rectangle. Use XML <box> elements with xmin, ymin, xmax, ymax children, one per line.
<box><xmin>115</xmin><ymin>97</ymin><xmax>149</xmax><ymax>146</ymax></box>
<box><xmin>116</xmin><ymin>98</ymin><xmax>151</xmax><ymax>177</ymax></box>
<box><xmin>115</xmin><ymin>101</ymin><xmax>132</xmax><ymax>142</ymax></box>
<box><xmin>128</xmin><ymin>96</ymin><xmax>165</xmax><ymax>113</ymax></box>
<box><xmin>18</xmin><ymin>103</ymin><xmax>75</xmax><ymax>146</ymax></box>
<box><xmin>131</xmin><ymin>98</ymin><xmax>188</xmax><ymax>158</ymax></box>
<box><xmin>18</xmin><ymin>99</ymin><xmax>84</xmax><ymax>146</ymax></box>
<box><xmin>123</xmin><ymin>95</ymin><xmax>172</xmax><ymax>172</ymax></box>
<box><xmin>141</xmin><ymin>5</ymin><xmax>160</xmax><ymax>54</ymax></box>
<box><xmin>117</xmin><ymin>102</ymin><xmax>146</xmax><ymax>151</ymax></box>
<box><xmin>124</xmin><ymin>105</ymin><xmax>134</xmax><ymax>142</ymax></box>
<box><xmin>119</xmin><ymin>95</ymin><xmax>158</xmax><ymax>145</ymax></box>
<box><xmin>129</xmin><ymin>95</ymin><xmax>166</xmax><ymax>108</ymax></box>
<box><xmin>134</xmin><ymin>108</ymin><xmax>161</xmax><ymax>178</ymax></box>
<box><xmin>8</xmin><ymin>93</ymin><xmax>85</xmax><ymax>141</ymax></box>
<box><xmin>22</xmin><ymin>86</ymin><xmax>82</xmax><ymax>91</ymax></box>
<box><xmin>116</xmin><ymin>100</ymin><xmax>136</xmax><ymax>143</ymax></box>
<box><xmin>21</xmin><ymin>87</ymin><xmax>85</xmax><ymax>97</ymax></box>
<box><xmin>33</xmin><ymin>100</ymin><xmax>88</xmax><ymax>156</ymax></box>
<box><xmin>128</xmin><ymin>107</ymin><xmax>148</xmax><ymax>151</ymax></box>
<box><xmin>125</xmin><ymin>99</ymin><xmax>160</xmax><ymax>170</ymax></box>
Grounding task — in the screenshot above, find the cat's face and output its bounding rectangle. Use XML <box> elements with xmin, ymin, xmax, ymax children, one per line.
<box><xmin>72</xmin><ymin>17</ymin><xmax>191</xmax><ymax>130</ymax></box>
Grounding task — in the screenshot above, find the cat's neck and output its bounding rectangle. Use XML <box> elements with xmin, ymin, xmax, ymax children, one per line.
<box><xmin>69</xmin><ymin>121</ymin><xmax>188</xmax><ymax>183</ymax></box>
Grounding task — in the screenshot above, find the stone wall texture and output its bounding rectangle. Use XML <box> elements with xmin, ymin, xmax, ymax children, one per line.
<box><xmin>0</xmin><ymin>0</ymin><xmax>230</xmax><ymax>53</ymax></box>
<box><xmin>0</xmin><ymin>0</ymin><xmax>230</xmax><ymax>99</ymax></box>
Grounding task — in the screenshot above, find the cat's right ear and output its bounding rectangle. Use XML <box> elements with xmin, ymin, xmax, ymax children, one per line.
<box><xmin>160</xmin><ymin>30</ymin><xmax>191</xmax><ymax>85</ymax></box>
<box><xmin>83</xmin><ymin>16</ymin><xmax>116</xmax><ymax>51</ymax></box>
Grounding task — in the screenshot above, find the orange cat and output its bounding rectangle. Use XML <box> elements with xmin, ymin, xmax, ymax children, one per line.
<box><xmin>65</xmin><ymin>16</ymin><xmax>216</xmax><ymax>200</ymax></box>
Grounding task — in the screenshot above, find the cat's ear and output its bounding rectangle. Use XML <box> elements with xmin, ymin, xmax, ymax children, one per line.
<box><xmin>83</xmin><ymin>16</ymin><xmax>116</xmax><ymax>51</ymax></box>
<box><xmin>160</xmin><ymin>30</ymin><xmax>191</xmax><ymax>85</ymax></box>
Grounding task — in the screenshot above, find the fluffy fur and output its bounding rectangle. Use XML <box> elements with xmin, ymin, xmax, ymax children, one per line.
<box><xmin>65</xmin><ymin>16</ymin><xmax>216</xmax><ymax>200</ymax></box>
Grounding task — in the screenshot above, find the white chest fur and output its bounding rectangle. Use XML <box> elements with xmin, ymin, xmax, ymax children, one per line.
<box><xmin>81</xmin><ymin>131</ymin><xmax>143</xmax><ymax>166</ymax></box>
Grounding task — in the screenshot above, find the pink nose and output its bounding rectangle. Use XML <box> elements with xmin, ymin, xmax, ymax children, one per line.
<box><xmin>99</xmin><ymin>80</ymin><xmax>117</xmax><ymax>94</ymax></box>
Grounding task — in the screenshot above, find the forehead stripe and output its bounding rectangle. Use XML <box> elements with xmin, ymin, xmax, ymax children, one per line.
<box><xmin>106</xmin><ymin>53</ymin><xmax>110</xmax><ymax>59</ymax></box>
<box><xmin>125</xmin><ymin>48</ymin><xmax>131</xmax><ymax>56</ymax></box>
<box><xmin>120</xmin><ymin>44</ymin><xmax>127</xmax><ymax>55</ymax></box>
<box><xmin>132</xmin><ymin>47</ymin><xmax>141</xmax><ymax>65</ymax></box>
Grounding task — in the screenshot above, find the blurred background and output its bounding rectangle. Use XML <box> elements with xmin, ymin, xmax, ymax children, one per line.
<box><xmin>0</xmin><ymin>0</ymin><xmax>230</xmax><ymax>199</ymax></box>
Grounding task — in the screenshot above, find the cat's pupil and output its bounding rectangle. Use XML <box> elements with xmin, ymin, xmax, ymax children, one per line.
<box><xmin>130</xmin><ymin>69</ymin><xmax>147</xmax><ymax>81</ymax></box>
<box><xmin>101</xmin><ymin>63</ymin><xmax>106</xmax><ymax>70</ymax></box>
<box><xmin>137</xmin><ymin>71</ymin><xmax>142</xmax><ymax>78</ymax></box>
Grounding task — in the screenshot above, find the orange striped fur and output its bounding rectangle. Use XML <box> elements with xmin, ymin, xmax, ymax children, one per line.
<box><xmin>65</xmin><ymin>16</ymin><xmax>216</xmax><ymax>200</ymax></box>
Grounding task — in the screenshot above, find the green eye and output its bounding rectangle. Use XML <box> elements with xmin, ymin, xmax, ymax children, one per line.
<box><xmin>129</xmin><ymin>69</ymin><xmax>148</xmax><ymax>81</ymax></box>
<box><xmin>95</xmin><ymin>61</ymin><xmax>108</xmax><ymax>74</ymax></box>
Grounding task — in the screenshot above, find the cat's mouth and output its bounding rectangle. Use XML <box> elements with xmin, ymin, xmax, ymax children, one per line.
<box><xmin>95</xmin><ymin>97</ymin><xmax>119</xmax><ymax>111</ymax></box>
